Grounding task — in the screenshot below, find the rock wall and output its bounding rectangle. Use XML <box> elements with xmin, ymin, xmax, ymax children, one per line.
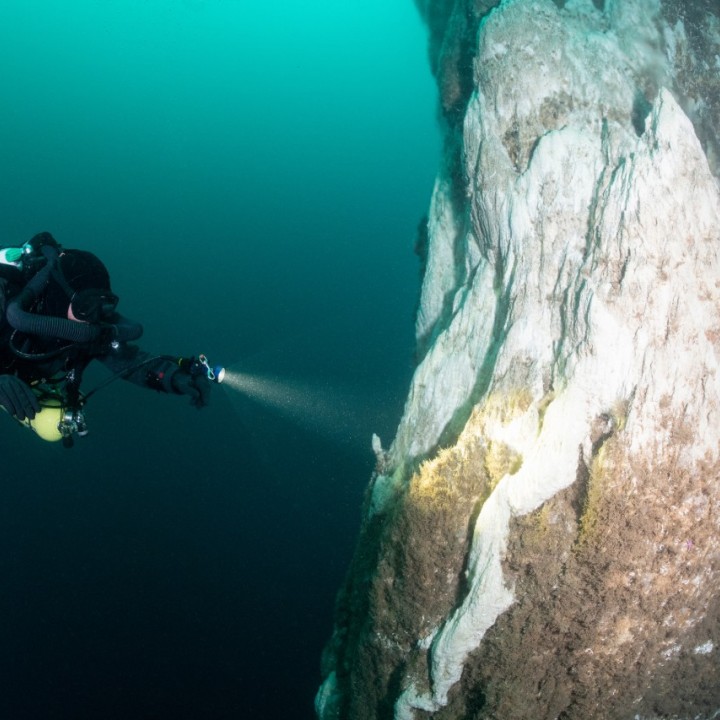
<box><xmin>317</xmin><ymin>1</ymin><xmax>720</xmax><ymax>718</ymax></box>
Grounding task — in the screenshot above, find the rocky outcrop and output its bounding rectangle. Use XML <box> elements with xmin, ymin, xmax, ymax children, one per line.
<box><xmin>317</xmin><ymin>1</ymin><xmax>720</xmax><ymax>718</ymax></box>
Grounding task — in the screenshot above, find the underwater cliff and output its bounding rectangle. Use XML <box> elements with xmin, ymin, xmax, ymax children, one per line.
<box><xmin>316</xmin><ymin>1</ymin><xmax>720</xmax><ymax>718</ymax></box>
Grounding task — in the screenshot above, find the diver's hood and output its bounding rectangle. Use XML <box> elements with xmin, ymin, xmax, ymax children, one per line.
<box><xmin>5</xmin><ymin>244</ymin><xmax>143</xmax><ymax>346</ymax></box>
<box><xmin>42</xmin><ymin>248</ymin><xmax>112</xmax><ymax>317</ymax></box>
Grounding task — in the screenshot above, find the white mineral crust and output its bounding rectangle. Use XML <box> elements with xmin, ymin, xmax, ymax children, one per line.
<box><xmin>317</xmin><ymin>2</ymin><xmax>720</xmax><ymax>718</ymax></box>
<box><xmin>389</xmin><ymin>1</ymin><xmax>720</xmax><ymax>716</ymax></box>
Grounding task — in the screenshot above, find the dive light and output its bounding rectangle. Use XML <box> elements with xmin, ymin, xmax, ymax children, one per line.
<box><xmin>180</xmin><ymin>354</ymin><xmax>225</xmax><ymax>384</ymax></box>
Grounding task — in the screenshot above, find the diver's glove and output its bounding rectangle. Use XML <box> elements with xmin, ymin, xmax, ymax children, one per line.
<box><xmin>171</xmin><ymin>369</ymin><xmax>211</xmax><ymax>408</ymax></box>
<box><xmin>0</xmin><ymin>375</ymin><xmax>41</xmax><ymax>421</ymax></box>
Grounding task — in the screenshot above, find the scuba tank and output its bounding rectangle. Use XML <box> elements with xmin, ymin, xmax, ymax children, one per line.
<box><xmin>20</xmin><ymin>368</ymin><xmax>88</xmax><ymax>447</ymax></box>
<box><xmin>1</xmin><ymin>378</ymin><xmax>87</xmax><ymax>446</ymax></box>
<box><xmin>22</xmin><ymin>392</ymin><xmax>88</xmax><ymax>444</ymax></box>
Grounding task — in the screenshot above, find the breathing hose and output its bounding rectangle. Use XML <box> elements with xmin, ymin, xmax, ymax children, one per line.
<box><xmin>5</xmin><ymin>245</ymin><xmax>143</xmax><ymax>344</ymax></box>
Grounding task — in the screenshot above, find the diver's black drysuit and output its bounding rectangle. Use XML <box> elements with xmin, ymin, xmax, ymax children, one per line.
<box><xmin>0</xmin><ymin>232</ymin><xmax>210</xmax><ymax>426</ymax></box>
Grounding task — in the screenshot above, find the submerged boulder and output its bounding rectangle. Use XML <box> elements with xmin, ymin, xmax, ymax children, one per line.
<box><xmin>318</xmin><ymin>1</ymin><xmax>720</xmax><ymax>718</ymax></box>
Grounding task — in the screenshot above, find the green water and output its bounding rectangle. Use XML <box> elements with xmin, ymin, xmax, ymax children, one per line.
<box><xmin>0</xmin><ymin>2</ymin><xmax>440</xmax><ymax>719</ymax></box>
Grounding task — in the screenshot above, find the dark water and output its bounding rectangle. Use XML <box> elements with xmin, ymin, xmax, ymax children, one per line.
<box><xmin>0</xmin><ymin>1</ymin><xmax>439</xmax><ymax>719</ymax></box>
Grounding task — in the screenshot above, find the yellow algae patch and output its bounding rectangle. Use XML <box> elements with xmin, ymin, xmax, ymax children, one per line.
<box><xmin>478</xmin><ymin>388</ymin><xmax>534</xmax><ymax>427</ymax></box>
<box><xmin>577</xmin><ymin>442</ymin><xmax>610</xmax><ymax>546</ymax></box>
<box><xmin>611</xmin><ymin>398</ymin><xmax>629</xmax><ymax>432</ymax></box>
<box><xmin>484</xmin><ymin>439</ymin><xmax>523</xmax><ymax>489</ymax></box>
<box><xmin>407</xmin><ymin>389</ymin><xmax>535</xmax><ymax>513</ymax></box>
<box><xmin>409</xmin><ymin>449</ymin><xmax>456</xmax><ymax>506</ymax></box>
<box><xmin>537</xmin><ymin>389</ymin><xmax>556</xmax><ymax>433</ymax></box>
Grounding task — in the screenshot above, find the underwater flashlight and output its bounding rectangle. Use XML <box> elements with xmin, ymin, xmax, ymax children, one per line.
<box><xmin>198</xmin><ymin>354</ymin><xmax>225</xmax><ymax>383</ymax></box>
<box><xmin>179</xmin><ymin>354</ymin><xmax>225</xmax><ymax>384</ymax></box>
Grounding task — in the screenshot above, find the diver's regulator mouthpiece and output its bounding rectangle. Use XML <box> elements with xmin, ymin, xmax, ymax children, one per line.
<box><xmin>178</xmin><ymin>354</ymin><xmax>225</xmax><ymax>384</ymax></box>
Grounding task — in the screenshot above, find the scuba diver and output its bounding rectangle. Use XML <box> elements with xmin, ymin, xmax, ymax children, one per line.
<box><xmin>0</xmin><ymin>232</ymin><xmax>223</xmax><ymax>446</ymax></box>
